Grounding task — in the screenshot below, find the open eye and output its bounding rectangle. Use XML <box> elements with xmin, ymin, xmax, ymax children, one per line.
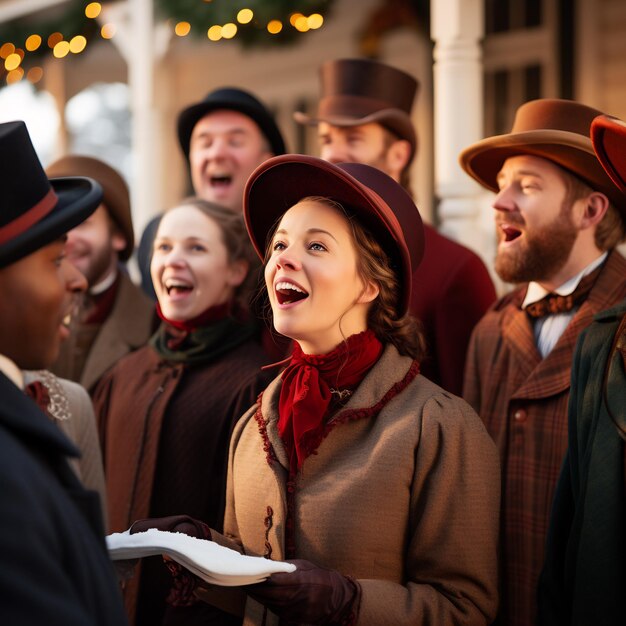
<box><xmin>154</xmin><ymin>242</ymin><xmax>171</xmax><ymax>253</ymax></box>
<box><xmin>272</xmin><ymin>240</ymin><xmax>287</xmax><ymax>251</ymax></box>
<box><xmin>309</xmin><ymin>242</ymin><xmax>327</xmax><ymax>252</ymax></box>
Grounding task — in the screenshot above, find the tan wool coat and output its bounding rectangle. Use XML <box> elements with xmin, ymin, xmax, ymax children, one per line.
<box><xmin>210</xmin><ymin>344</ymin><xmax>501</xmax><ymax>626</ymax></box>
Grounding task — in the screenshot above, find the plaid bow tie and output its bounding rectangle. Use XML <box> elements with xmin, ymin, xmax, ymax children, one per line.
<box><xmin>524</xmin><ymin>264</ymin><xmax>603</xmax><ymax>319</ymax></box>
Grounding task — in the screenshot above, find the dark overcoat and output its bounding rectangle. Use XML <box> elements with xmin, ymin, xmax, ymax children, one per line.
<box><xmin>537</xmin><ymin>299</ymin><xmax>626</xmax><ymax>626</ymax></box>
<box><xmin>0</xmin><ymin>372</ymin><xmax>127</xmax><ymax>626</ymax></box>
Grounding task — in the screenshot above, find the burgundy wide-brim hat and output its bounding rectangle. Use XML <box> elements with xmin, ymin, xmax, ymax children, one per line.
<box><xmin>294</xmin><ymin>58</ymin><xmax>419</xmax><ymax>159</ymax></box>
<box><xmin>0</xmin><ymin>121</ymin><xmax>102</xmax><ymax>268</ymax></box>
<box><xmin>459</xmin><ymin>98</ymin><xmax>626</xmax><ymax>216</ymax></box>
<box><xmin>243</xmin><ymin>154</ymin><xmax>424</xmax><ymax>317</ymax></box>
<box><xmin>591</xmin><ymin>115</ymin><xmax>626</xmax><ymax>195</ymax></box>
<box><xmin>46</xmin><ymin>155</ymin><xmax>134</xmax><ymax>260</ymax></box>
<box><xmin>177</xmin><ymin>87</ymin><xmax>286</xmax><ymax>159</ymax></box>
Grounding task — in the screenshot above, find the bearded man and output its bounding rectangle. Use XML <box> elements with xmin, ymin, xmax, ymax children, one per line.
<box><xmin>459</xmin><ymin>99</ymin><xmax>626</xmax><ymax>626</ymax></box>
<box><xmin>47</xmin><ymin>156</ymin><xmax>154</xmax><ymax>393</ymax></box>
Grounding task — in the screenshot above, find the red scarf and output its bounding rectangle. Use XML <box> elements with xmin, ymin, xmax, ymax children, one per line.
<box><xmin>278</xmin><ymin>329</ymin><xmax>383</xmax><ymax>471</ymax></box>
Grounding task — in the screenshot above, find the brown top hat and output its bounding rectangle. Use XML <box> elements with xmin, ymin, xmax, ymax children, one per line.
<box><xmin>243</xmin><ymin>154</ymin><xmax>424</xmax><ymax>317</ymax></box>
<box><xmin>46</xmin><ymin>155</ymin><xmax>134</xmax><ymax>260</ymax></box>
<box><xmin>459</xmin><ymin>98</ymin><xmax>626</xmax><ymax>216</ymax></box>
<box><xmin>0</xmin><ymin>121</ymin><xmax>101</xmax><ymax>269</ymax></box>
<box><xmin>294</xmin><ymin>58</ymin><xmax>419</xmax><ymax>159</ymax></box>
<box><xmin>591</xmin><ymin>115</ymin><xmax>626</xmax><ymax>195</ymax></box>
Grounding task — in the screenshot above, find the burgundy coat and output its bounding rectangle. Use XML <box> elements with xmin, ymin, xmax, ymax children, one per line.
<box><xmin>463</xmin><ymin>250</ymin><xmax>626</xmax><ymax>626</ymax></box>
<box><xmin>411</xmin><ymin>224</ymin><xmax>496</xmax><ymax>395</ymax></box>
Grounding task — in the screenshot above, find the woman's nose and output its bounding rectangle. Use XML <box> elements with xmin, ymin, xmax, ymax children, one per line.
<box><xmin>275</xmin><ymin>249</ymin><xmax>301</xmax><ymax>271</ymax></box>
<box><xmin>163</xmin><ymin>247</ymin><xmax>186</xmax><ymax>267</ymax></box>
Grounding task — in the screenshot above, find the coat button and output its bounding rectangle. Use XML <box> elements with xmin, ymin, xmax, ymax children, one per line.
<box><xmin>513</xmin><ymin>409</ymin><xmax>527</xmax><ymax>422</ymax></box>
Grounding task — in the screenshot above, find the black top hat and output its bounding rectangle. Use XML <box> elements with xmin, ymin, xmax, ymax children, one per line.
<box><xmin>243</xmin><ymin>154</ymin><xmax>424</xmax><ymax>317</ymax></box>
<box><xmin>177</xmin><ymin>87</ymin><xmax>286</xmax><ymax>159</ymax></box>
<box><xmin>0</xmin><ymin>121</ymin><xmax>102</xmax><ymax>268</ymax></box>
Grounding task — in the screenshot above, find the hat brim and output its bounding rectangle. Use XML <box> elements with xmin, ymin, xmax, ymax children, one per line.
<box><xmin>591</xmin><ymin>115</ymin><xmax>626</xmax><ymax>194</ymax></box>
<box><xmin>243</xmin><ymin>154</ymin><xmax>413</xmax><ymax>316</ymax></box>
<box><xmin>0</xmin><ymin>176</ymin><xmax>102</xmax><ymax>268</ymax></box>
<box><xmin>177</xmin><ymin>98</ymin><xmax>285</xmax><ymax>159</ymax></box>
<box><xmin>459</xmin><ymin>129</ymin><xmax>626</xmax><ymax>214</ymax></box>
<box><xmin>294</xmin><ymin>108</ymin><xmax>416</xmax><ymax>156</ymax></box>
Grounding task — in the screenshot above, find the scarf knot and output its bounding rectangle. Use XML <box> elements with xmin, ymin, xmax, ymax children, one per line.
<box><xmin>150</xmin><ymin>301</ymin><xmax>259</xmax><ymax>366</ymax></box>
<box><xmin>278</xmin><ymin>330</ymin><xmax>383</xmax><ymax>471</ymax></box>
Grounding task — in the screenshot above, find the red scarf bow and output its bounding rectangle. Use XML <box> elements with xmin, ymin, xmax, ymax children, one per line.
<box><xmin>278</xmin><ymin>329</ymin><xmax>383</xmax><ymax>471</ymax></box>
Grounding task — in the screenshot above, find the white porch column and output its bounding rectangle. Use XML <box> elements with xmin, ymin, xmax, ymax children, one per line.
<box><xmin>99</xmin><ymin>0</ymin><xmax>171</xmax><ymax>240</ymax></box>
<box><xmin>128</xmin><ymin>0</ymin><xmax>157</xmax><ymax>238</ymax></box>
<box><xmin>431</xmin><ymin>0</ymin><xmax>486</xmax><ymax>252</ymax></box>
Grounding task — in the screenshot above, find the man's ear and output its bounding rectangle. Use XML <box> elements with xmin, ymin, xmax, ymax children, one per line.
<box><xmin>385</xmin><ymin>139</ymin><xmax>412</xmax><ymax>181</ymax></box>
<box><xmin>111</xmin><ymin>231</ymin><xmax>127</xmax><ymax>253</ymax></box>
<box><xmin>580</xmin><ymin>192</ymin><xmax>609</xmax><ymax>230</ymax></box>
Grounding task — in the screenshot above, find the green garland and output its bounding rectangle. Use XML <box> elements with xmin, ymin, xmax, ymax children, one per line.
<box><xmin>0</xmin><ymin>0</ymin><xmax>336</xmax><ymax>77</ymax></box>
<box><xmin>156</xmin><ymin>0</ymin><xmax>336</xmax><ymax>46</ymax></box>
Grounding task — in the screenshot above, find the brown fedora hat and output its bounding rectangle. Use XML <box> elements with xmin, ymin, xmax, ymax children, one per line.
<box><xmin>243</xmin><ymin>154</ymin><xmax>424</xmax><ymax>317</ymax></box>
<box><xmin>459</xmin><ymin>98</ymin><xmax>626</xmax><ymax>215</ymax></box>
<box><xmin>46</xmin><ymin>155</ymin><xmax>134</xmax><ymax>260</ymax></box>
<box><xmin>591</xmin><ymin>115</ymin><xmax>626</xmax><ymax>195</ymax></box>
<box><xmin>294</xmin><ymin>58</ymin><xmax>419</xmax><ymax>159</ymax></box>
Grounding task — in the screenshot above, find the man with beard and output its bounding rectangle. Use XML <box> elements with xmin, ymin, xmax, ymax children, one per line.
<box><xmin>47</xmin><ymin>156</ymin><xmax>154</xmax><ymax>393</ymax></box>
<box><xmin>295</xmin><ymin>58</ymin><xmax>496</xmax><ymax>394</ymax></box>
<box><xmin>459</xmin><ymin>99</ymin><xmax>626</xmax><ymax>626</ymax></box>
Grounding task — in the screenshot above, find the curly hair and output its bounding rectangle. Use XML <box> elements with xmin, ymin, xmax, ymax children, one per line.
<box><xmin>261</xmin><ymin>196</ymin><xmax>426</xmax><ymax>360</ymax></box>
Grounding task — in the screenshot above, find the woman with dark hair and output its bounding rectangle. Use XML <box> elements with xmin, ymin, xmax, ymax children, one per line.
<box><xmin>94</xmin><ymin>198</ymin><xmax>271</xmax><ymax>626</ymax></box>
<box><xmin>131</xmin><ymin>157</ymin><xmax>500</xmax><ymax>625</ymax></box>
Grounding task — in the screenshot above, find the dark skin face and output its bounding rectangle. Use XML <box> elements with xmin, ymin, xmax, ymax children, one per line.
<box><xmin>0</xmin><ymin>237</ymin><xmax>87</xmax><ymax>370</ymax></box>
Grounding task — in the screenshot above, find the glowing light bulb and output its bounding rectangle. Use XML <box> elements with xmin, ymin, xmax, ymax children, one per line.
<box><xmin>267</xmin><ymin>20</ymin><xmax>283</xmax><ymax>34</ymax></box>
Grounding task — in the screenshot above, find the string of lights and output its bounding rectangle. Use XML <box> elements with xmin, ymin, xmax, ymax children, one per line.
<box><xmin>0</xmin><ymin>0</ymin><xmax>335</xmax><ymax>87</ymax></box>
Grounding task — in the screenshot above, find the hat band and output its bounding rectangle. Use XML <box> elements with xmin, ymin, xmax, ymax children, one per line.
<box><xmin>318</xmin><ymin>94</ymin><xmax>409</xmax><ymax>120</ymax></box>
<box><xmin>0</xmin><ymin>188</ymin><xmax>58</xmax><ymax>245</ymax></box>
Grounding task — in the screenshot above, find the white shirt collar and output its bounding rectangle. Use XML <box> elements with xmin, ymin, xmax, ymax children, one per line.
<box><xmin>0</xmin><ymin>354</ymin><xmax>24</xmax><ymax>390</ymax></box>
<box><xmin>522</xmin><ymin>252</ymin><xmax>608</xmax><ymax>309</ymax></box>
<box><xmin>89</xmin><ymin>267</ymin><xmax>118</xmax><ymax>296</ymax></box>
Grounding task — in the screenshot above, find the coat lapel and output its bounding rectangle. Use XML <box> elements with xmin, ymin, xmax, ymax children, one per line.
<box><xmin>501</xmin><ymin>303</ymin><xmax>543</xmax><ymax>381</ymax></box>
<box><xmin>81</xmin><ymin>272</ymin><xmax>153</xmax><ymax>391</ymax></box>
<box><xmin>513</xmin><ymin>251</ymin><xmax>626</xmax><ymax>400</ymax></box>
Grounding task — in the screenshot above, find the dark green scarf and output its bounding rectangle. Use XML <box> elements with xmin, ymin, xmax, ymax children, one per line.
<box><xmin>150</xmin><ymin>316</ymin><xmax>259</xmax><ymax>366</ymax></box>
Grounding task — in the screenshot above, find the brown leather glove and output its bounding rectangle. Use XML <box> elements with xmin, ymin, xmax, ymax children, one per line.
<box><xmin>246</xmin><ymin>559</ymin><xmax>361</xmax><ymax>625</ymax></box>
<box><xmin>129</xmin><ymin>515</ymin><xmax>211</xmax><ymax>607</ymax></box>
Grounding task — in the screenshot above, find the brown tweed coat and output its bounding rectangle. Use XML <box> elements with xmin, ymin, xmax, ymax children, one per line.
<box><xmin>463</xmin><ymin>249</ymin><xmax>626</xmax><ymax>626</ymax></box>
<box><xmin>207</xmin><ymin>344</ymin><xmax>500</xmax><ymax>626</ymax></box>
